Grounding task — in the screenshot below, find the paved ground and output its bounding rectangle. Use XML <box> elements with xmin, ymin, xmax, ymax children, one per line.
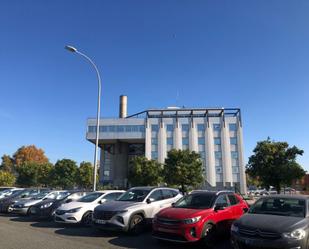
<box><xmin>0</xmin><ymin>214</ymin><xmax>231</xmax><ymax>249</ymax></box>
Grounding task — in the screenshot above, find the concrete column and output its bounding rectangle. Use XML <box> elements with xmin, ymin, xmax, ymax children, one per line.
<box><xmin>221</xmin><ymin>123</ymin><xmax>233</xmax><ymax>187</ymax></box>
<box><xmin>206</xmin><ymin>123</ymin><xmax>216</xmax><ymax>187</ymax></box>
<box><xmin>174</xmin><ymin>121</ymin><xmax>182</xmax><ymax>150</ymax></box>
<box><xmin>145</xmin><ymin>121</ymin><xmax>151</xmax><ymax>159</ymax></box>
<box><xmin>189</xmin><ymin>121</ymin><xmax>198</xmax><ymax>152</ymax></box>
<box><xmin>99</xmin><ymin>148</ymin><xmax>104</xmax><ymax>183</ymax></box>
<box><xmin>158</xmin><ymin>122</ymin><xmax>167</xmax><ymax>163</ymax></box>
<box><xmin>237</xmin><ymin>123</ymin><xmax>247</xmax><ymax>194</ymax></box>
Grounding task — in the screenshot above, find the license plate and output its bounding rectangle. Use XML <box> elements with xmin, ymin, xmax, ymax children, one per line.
<box><xmin>157</xmin><ymin>227</ymin><xmax>176</xmax><ymax>233</ymax></box>
<box><xmin>95</xmin><ymin>219</ymin><xmax>107</xmax><ymax>224</ymax></box>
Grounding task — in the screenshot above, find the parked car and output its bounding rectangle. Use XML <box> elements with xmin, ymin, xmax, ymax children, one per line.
<box><xmin>231</xmin><ymin>195</ymin><xmax>309</xmax><ymax>249</ymax></box>
<box><xmin>93</xmin><ymin>186</ymin><xmax>182</xmax><ymax>234</ymax></box>
<box><xmin>29</xmin><ymin>191</ymin><xmax>88</xmax><ymax>219</ymax></box>
<box><xmin>0</xmin><ymin>188</ymin><xmax>24</xmax><ymax>200</ymax></box>
<box><xmin>0</xmin><ymin>188</ymin><xmax>43</xmax><ymax>213</ymax></box>
<box><xmin>9</xmin><ymin>190</ymin><xmax>65</xmax><ymax>215</ymax></box>
<box><xmin>152</xmin><ymin>190</ymin><xmax>248</xmax><ymax>246</ymax></box>
<box><xmin>54</xmin><ymin>190</ymin><xmax>124</xmax><ymax>226</ymax></box>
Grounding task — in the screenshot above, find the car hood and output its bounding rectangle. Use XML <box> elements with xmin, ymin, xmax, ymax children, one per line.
<box><xmin>58</xmin><ymin>201</ymin><xmax>93</xmax><ymax>211</ymax></box>
<box><xmin>157</xmin><ymin>207</ymin><xmax>213</xmax><ymax>220</ymax></box>
<box><xmin>95</xmin><ymin>201</ymin><xmax>144</xmax><ymax>212</ymax></box>
<box><xmin>15</xmin><ymin>198</ymin><xmax>43</xmax><ymax>206</ymax></box>
<box><xmin>33</xmin><ymin>199</ymin><xmax>57</xmax><ymax>207</ymax></box>
<box><xmin>235</xmin><ymin>214</ymin><xmax>307</xmax><ymax>233</ymax></box>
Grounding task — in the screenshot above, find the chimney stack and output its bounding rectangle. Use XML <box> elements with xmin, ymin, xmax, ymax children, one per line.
<box><xmin>119</xmin><ymin>95</ymin><xmax>127</xmax><ymax>118</ymax></box>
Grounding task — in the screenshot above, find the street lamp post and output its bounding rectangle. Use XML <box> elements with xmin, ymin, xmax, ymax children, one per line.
<box><xmin>65</xmin><ymin>45</ymin><xmax>101</xmax><ymax>191</ymax></box>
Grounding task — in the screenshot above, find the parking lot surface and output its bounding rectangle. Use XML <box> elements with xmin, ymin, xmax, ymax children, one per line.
<box><xmin>0</xmin><ymin>214</ymin><xmax>231</xmax><ymax>249</ymax></box>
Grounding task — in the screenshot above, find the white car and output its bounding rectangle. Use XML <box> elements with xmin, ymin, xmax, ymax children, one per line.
<box><xmin>54</xmin><ymin>190</ymin><xmax>125</xmax><ymax>226</ymax></box>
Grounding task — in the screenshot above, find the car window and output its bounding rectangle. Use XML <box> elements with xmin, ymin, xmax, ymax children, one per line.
<box><xmin>117</xmin><ymin>189</ymin><xmax>151</xmax><ymax>202</ymax></box>
<box><xmin>174</xmin><ymin>193</ymin><xmax>215</xmax><ymax>209</ymax></box>
<box><xmin>149</xmin><ymin>190</ymin><xmax>164</xmax><ymax>201</ymax></box>
<box><xmin>215</xmin><ymin>194</ymin><xmax>229</xmax><ymax>207</ymax></box>
<box><xmin>162</xmin><ymin>190</ymin><xmax>174</xmax><ymax>199</ymax></box>
<box><xmin>249</xmin><ymin>197</ymin><xmax>306</xmax><ymax>218</ymax></box>
<box><xmin>78</xmin><ymin>193</ymin><xmax>103</xmax><ymax>203</ymax></box>
<box><xmin>104</xmin><ymin>192</ymin><xmax>123</xmax><ymax>201</ymax></box>
<box><xmin>228</xmin><ymin>194</ymin><xmax>239</xmax><ymax>205</ymax></box>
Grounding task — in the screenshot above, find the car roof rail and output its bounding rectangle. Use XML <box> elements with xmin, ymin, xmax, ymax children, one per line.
<box><xmin>215</xmin><ymin>190</ymin><xmax>235</xmax><ymax>195</ymax></box>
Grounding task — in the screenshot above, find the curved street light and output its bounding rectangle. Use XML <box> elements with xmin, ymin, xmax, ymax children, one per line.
<box><xmin>65</xmin><ymin>45</ymin><xmax>101</xmax><ymax>191</ymax></box>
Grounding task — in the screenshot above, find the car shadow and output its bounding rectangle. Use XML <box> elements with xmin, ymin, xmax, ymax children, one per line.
<box><xmin>10</xmin><ymin>216</ymin><xmax>32</xmax><ymax>222</ymax></box>
<box><xmin>30</xmin><ymin>220</ymin><xmax>61</xmax><ymax>229</ymax></box>
<box><xmin>54</xmin><ymin>226</ymin><xmax>103</xmax><ymax>237</ymax></box>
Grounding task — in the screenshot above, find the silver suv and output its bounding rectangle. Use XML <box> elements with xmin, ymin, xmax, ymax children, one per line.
<box><xmin>93</xmin><ymin>186</ymin><xmax>182</xmax><ymax>234</ymax></box>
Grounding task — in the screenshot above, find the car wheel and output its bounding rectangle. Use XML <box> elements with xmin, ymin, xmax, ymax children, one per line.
<box><xmin>81</xmin><ymin>211</ymin><xmax>93</xmax><ymax>226</ymax></box>
<box><xmin>201</xmin><ymin>223</ymin><xmax>216</xmax><ymax>248</ymax></box>
<box><xmin>128</xmin><ymin>214</ymin><xmax>144</xmax><ymax>235</ymax></box>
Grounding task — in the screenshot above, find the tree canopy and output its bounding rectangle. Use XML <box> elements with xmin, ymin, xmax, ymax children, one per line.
<box><xmin>51</xmin><ymin>159</ymin><xmax>78</xmax><ymax>189</ymax></box>
<box><xmin>163</xmin><ymin>149</ymin><xmax>204</xmax><ymax>193</ymax></box>
<box><xmin>0</xmin><ymin>154</ymin><xmax>14</xmax><ymax>173</ymax></box>
<box><xmin>13</xmin><ymin>145</ymin><xmax>49</xmax><ymax>167</ymax></box>
<box><xmin>246</xmin><ymin>138</ymin><xmax>305</xmax><ymax>193</ymax></box>
<box><xmin>128</xmin><ymin>156</ymin><xmax>163</xmax><ymax>186</ymax></box>
<box><xmin>76</xmin><ymin>161</ymin><xmax>94</xmax><ymax>189</ymax></box>
<box><xmin>0</xmin><ymin>171</ymin><xmax>16</xmax><ymax>186</ymax></box>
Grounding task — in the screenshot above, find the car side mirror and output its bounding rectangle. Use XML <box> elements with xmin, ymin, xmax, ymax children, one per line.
<box><xmin>146</xmin><ymin>198</ymin><xmax>155</xmax><ymax>204</ymax></box>
<box><xmin>243</xmin><ymin>207</ymin><xmax>249</xmax><ymax>213</ymax></box>
<box><xmin>99</xmin><ymin>199</ymin><xmax>106</xmax><ymax>204</ymax></box>
<box><xmin>171</xmin><ymin>203</ymin><xmax>175</xmax><ymax>207</ymax></box>
<box><xmin>214</xmin><ymin>204</ymin><xmax>226</xmax><ymax>212</ymax></box>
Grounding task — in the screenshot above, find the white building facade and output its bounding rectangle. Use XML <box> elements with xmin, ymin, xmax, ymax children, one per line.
<box><xmin>87</xmin><ymin>107</ymin><xmax>247</xmax><ymax>194</ymax></box>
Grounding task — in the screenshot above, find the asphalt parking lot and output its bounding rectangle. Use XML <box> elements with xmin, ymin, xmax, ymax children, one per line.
<box><xmin>0</xmin><ymin>214</ymin><xmax>231</xmax><ymax>249</ymax></box>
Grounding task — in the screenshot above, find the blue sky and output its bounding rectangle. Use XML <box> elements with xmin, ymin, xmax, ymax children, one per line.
<box><xmin>1</xmin><ymin>0</ymin><xmax>309</xmax><ymax>169</ymax></box>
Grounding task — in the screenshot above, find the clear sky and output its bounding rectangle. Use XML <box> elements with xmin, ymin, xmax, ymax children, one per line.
<box><xmin>1</xmin><ymin>0</ymin><xmax>309</xmax><ymax>169</ymax></box>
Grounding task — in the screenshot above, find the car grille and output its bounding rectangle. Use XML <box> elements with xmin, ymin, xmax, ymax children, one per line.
<box><xmin>93</xmin><ymin>211</ymin><xmax>117</xmax><ymax>220</ymax></box>
<box><xmin>156</xmin><ymin>217</ymin><xmax>182</xmax><ymax>226</ymax></box>
<box><xmin>55</xmin><ymin>210</ymin><xmax>66</xmax><ymax>215</ymax></box>
<box><xmin>239</xmin><ymin>226</ymin><xmax>281</xmax><ymax>239</ymax></box>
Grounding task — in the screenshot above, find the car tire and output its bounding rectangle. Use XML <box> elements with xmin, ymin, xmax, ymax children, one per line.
<box><xmin>81</xmin><ymin>211</ymin><xmax>93</xmax><ymax>226</ymax></box>
<box><xmin>128</xmin><ymin>214</ymin><xmax>144</xmax><ymax>235</ymax></box>
<box><xmin>201</xmin><ymin>223</ymin><xmax>216</xmax><ymax>249</ymax></box>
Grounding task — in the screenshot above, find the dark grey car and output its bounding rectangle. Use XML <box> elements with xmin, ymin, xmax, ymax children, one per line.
<box><xmin>231</xmin><ymin>195</ymin><xmax>309</xmax><ymax>249</ymax></box>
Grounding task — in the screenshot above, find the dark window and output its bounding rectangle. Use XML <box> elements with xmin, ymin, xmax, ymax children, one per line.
<box><xmin>149</xmin><ymin>190</ymin><xmax>163</xmax><ymax>201</ymax></box>
<box><xmin>215</xmin><ymin>194</ymin><xmax>229</xmax><ymax>207</ymax></box>
<box><xmin>228</xmin><ymin>194</ymin><xmax>239</xmax><ymax>205</ymax></box>
<box><xmin>104</xmin><ymin>192</ymin><xmax>123</xmax><ymax>201</ymax></box>
<box><xmin>162</xmin><ymin>189</ymin><xmax>174</xmax><ymax>199</ymax></box>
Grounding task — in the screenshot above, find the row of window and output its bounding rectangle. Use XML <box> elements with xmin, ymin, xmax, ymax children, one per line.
<box><xmin>89</xmin><ymin>125</ymin><xmax>145</xmax><ymax>133</ymax></box>
<box><xmin>151</xmin><ymin>137</ymin><xmax>236</xmax><ymax>146</ymax></box>
<box><xmin>151</xmin><ymin>123</ymin><xmax>238</xmax><ymax>132</ymax></box>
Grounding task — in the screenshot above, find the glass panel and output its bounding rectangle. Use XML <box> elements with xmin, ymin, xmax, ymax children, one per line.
<box><xmin>231</xmin><ymin>151</ymin><xmax>238</xmax><ymax>158</ymax></box>
<box><xmin>213</xmin><ymin>124</ymin><xmax>221</xmax><ymax>131</ymax></box>
<box><xmin>197</xmin><ymin>124</ymin><xmax>205</xmax><ymax>131</ymax></box>
<box><xmin>229</xmin><ymin>123</ymin><xmax>237</xmax><ymax>131</ymax></box>
<box><xmin>198</xmin><ymin>137</ymin><xmax>205</xmax><ymax>145</ymax></box>
<box><xmin>151</xmin><ymin>124</ymin><xmax>159</xmax><ymax>132</ymax></box>
<box><xmin>182</xmin><ymin>124</ymin><xmax>189</xmax><ymax>131</ymax></box>
<box><xmin>215</xmin><ymin>151</ymin><xmax>222</xmax><ymax>159</ymax></box>
<box><xmin>230</xmin><ymin>137</ymin><xmax>237</xmax><ymax>145</ymax></box>
<box><xmin>166</xmin><ymin>124</ymin><xmax>174</xmax><ymax>132</ymax></box>
<box><xmin>182</xmin><ymin>137</ymin><xmax>189</xmax><ymax>145</ymax></box>
<box><xmin>167</xmin><ymin>137</ymin><xmax>173</xmax><ymax>145</ymax></box>
<box><xmin>214</xmin><ymin>137</ymin><xmax>221</xmax><ymax>145</ymax></box>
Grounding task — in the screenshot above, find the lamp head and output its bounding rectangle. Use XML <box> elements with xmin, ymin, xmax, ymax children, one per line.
<box><xmin>65</xmin><ymin>45</ymin><xmax>78</xmax><ymax>53</ymax></box>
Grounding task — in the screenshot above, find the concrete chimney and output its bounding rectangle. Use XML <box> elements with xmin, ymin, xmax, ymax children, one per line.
<box><xmin>119</xmin><ymin>95</ymin><xmax>127</xmax><ymax>118</ymax></box>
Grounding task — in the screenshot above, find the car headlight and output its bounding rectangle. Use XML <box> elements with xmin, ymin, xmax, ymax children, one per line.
<box><xmin>40</xmin><ymin>202</ymin><xmax>53</xmax><ymax>209</ymax></box>
<box><xmin>67</xmin><ymin>207</ymin><xmax>82</xmax><ymax>213</ymax></box>
<box><xmin>231</xmin><ymin>224</ymin><xmax>239</xmax><ymax>233</ymax></box>
<box><xmin>182</xmin><ymin>216</ymin><xmax>201</xmax><ymax>224</ymax></box>
<box><xmin>283</xmin><ymin>229</ymin><xmax>306</xmax><ymax>240</ymax></box>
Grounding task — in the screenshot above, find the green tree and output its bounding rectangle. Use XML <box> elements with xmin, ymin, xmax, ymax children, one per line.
<box><xmin>0</xmin><ymin>154</ymin><xmax>14</xmax><ymax>173</ymax></box>
<box><xmin>0</xmin><ymin>170</ymin><xmax>16</xmax><ymax>186</ymax></box>
<box><xmin>37</xmin><ymin>163</ymin><xmax>53</xmax><ymax>187</ymax></box>
<box><xmin>76</xmin><ymin>161</ymin><xmax>94</xmax><ymax>189</ymax></box>
<box><xmin>163</xmin><ymin>149</ymin><xmax>204</xmax><ymax>194</ymax></box>
<box><xmin>247</xmin><ymin>138</ymin><xmax>305</xmax><ymax>193</ymax></box>
<box><xmin>128</xmin><ymin>156</ymin><xmax>163</xmax><ymax>186</ymax></box>
<box><xmin>51</xmin><ymin>159</ymin><xmax>78</xmax><ymax>189</ymax></box>
<box><xmin>16</xmin><ymin>162</ymin><xmax>40</xmax><ymax>187</ymax></box>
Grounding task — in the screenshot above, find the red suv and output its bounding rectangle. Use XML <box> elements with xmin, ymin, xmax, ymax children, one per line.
<box><xmin>152</xmin><ymin>190</ymin><xmax>248</xmax><ymax>246</ymax></box>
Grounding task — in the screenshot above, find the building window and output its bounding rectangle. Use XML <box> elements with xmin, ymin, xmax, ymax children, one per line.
<box><xmin>116</xmin><ymin>126</ymin><xmax>125</xmax><ymax>132</ymax></box>
<box><xmin>182</xmin><ymin>124</ymin><xmax>189</xmax><ymax>132</ymax></box>
<box><xmin>88</xmin><ymin>126</ymin><xmax>96</xmax><ymax>132</ymax></box>
<box><xmin>231</xmin><ymin>151</ymin><xmax>238</xmax><ymax>159</ymax></box>
<box><xmin>199</xmin><ymin>151</ymin><xmax>206</xmax><ymax>159</ymax></box>
<box><xmin>229</xmin><ymin>123</ymin><xmax>237</xmax><ymax>131</ymax></box>
<box><xmin>216</xmin><ymin>167</ymin><xmax>222</xmax><ymax>173</ymax></box>
<box><xmin>151</xmin><ymin>151</ymin><xmax>158</xmax><ymax>159</ymax></box>
<box><xmin>215</xmin><ymin>158</ymin><xmax>221</xmax><ymax>166</ymax></box>
<box><xmin>215</xmin><ymin>151</ymin><xmax>222</xmax><ymax>159</ymax></box>
<box><xmin>214</xmin><ymin>137</ymin><xmax>221</xmax><ymax>145</ymax></box>
<box><xmin>197</xmin><ymin>124</ymin><xmax>205</xmax><ymax>131</ymax></box>
<box><xmin>167</xmin><ymin>137</ymin><xmax>173</xmax><ymax>145</ymax></box>
<box><xmin>182</xmin><ymin>137</ymin><xmax>189</xmax><ymax>145</ymax></box>
<box><xmin>198</xmin><ymin>137</ymin><xmax>205</xmax><ymax>145</ymax></box>
<box><xmin>166</xmin><ymin>124</ymin><xmax>174</xmax><ymax>132</ymax></box>
<box><xmin>151</xmin><ymin>138</ymin><xmax>158</xmax><ymax>145</ymax></box>
<box><xmin>232</xmin><ymin>167</ymin><xmax>239</xmax><ymax>173</ymax></box>
<box><xmin>151</xmin><ymin>124</ymin><xmax>159</xmax><ymax>132</ymax></box>
<box><xmin>230</xmin><ymin>137</ymin><xmax>237</xmax><ymax>145</ymax></box>
<box><xmin>213</xmin><ymin>123</ymin><xmax>221</xmax><ymax>131</ymax></box>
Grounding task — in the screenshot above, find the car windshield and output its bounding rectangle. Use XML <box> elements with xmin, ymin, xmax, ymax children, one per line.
<box><xmin>32</xmin><ymin>192</ymin><xmax>50</xmax><ymax>199</ymax></box>
<box><xmin>117</xmin><ymin>189</ymin><xmax>151</xmax><ymax>202</ymax></box>
<box><xmin>78</xmin><ymin>192</ymin><xmax>103</xmax><ymax>203</ymax></box>
<box><xmin>249</xmin><ymin>197</ymin><xmax>306</xmax><ymax>218</ymax></box>
<box><xmin>55</xmin><ymin>192</ymin><xmax>70</xmax><ymax>200</ymax></box>
<box><xmin>174</xmin><ymin>193</ymin><xmax>215</xmax><ymax>209</ymax></box>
